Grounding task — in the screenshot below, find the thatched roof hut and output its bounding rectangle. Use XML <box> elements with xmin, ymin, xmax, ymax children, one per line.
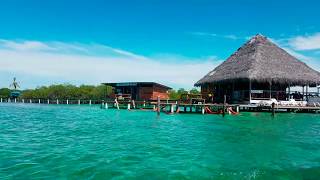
<box><xmin>195</xmin><ymin>34</ymin><xmax>320</xmax><ymax>87</ymax></box>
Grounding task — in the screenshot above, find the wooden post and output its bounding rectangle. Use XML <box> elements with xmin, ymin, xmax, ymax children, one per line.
<box><xmin>0</xmin><ymin>98</ymin><xmax>2</xmax><ymax>103</ymax></box>
<box><xmin>57</xmin><ymin>99</ymin><xmax>59</xmax><ymax>104</ymax></box>
<box><xmin>302</xmin><ymin>86</ymin><xmax>305</xmax><ymax>101</ymax></box>
<box><xmin>236</xmin><ymin>106</ymin><xmax>239</xmax><ymax>113</ymax></box>
<box><xmin>223</xmin><ymin>95</ymin><xmax>226</xmax><ymax>117</ymax></box>
<box><xmin>38</xmin><ymin>99</ymin><xmax>40</xmax><ymax>104</ymax></box>
<box><xmin>78</xmin><ymin>100</ymin><xmax>80</xmax><ymax>105</ymax></box>
<box><xmin>157</xmin><ymin>96</ymin><xmax>160</xmax><ymax>116</ymax></box>
<box><xmin>22</xmin><ymin>99</ymin><xmax>24</xmax><ymax>103</ymax></box>
<box><xmin>288</xmin><ymin>85</ymin><xmax>291</xmax><ymax>100</ymax></box>
<box><xmin>14</xmin><ymin>98</ymin><xmax>17</xmax><ymax>103</ymax></box>
<box><xmin>105</xmin><ymin>102</ymin><xmax>108</xmax><ymax>109</ymax></box>
<box><xmin>143</xmin><ymin>100</ymin><xmax>146</xmax><ymax>107</ymax></box>
<box><xmin>269</xmin><ymin>81</ymin><xmax>272</xmax><ymax>100</ymax></box>
<box><xmin>249</xmin><ymin>79</ymin><xmax>252</xmax><ymax>103</ymax></box>
<box><xmin>170</xmin><ymin>104</ymin><xmax>174</xmax><ymax>113</ymax></box>
<box><xmin>29</xmin><ymin>99</ymin><xmax>32</xmax><ymax>103</ymax></box>
<box><xmin>66</xmin><ymin>99</ymin><xmax>69</xmax><ymax>105</ymax></box>
<box><xmin>201</xmin><ymin>106</ymin><xmax>205</xmax><ymax>114</ymax></box>
<box><xmin>89</xmin><ymin>100</ymin><xmax>92</xmax><ymax>105</ymax></box>
<box><xmin>115</xmin><ymin>99</ymin><xmax>119</xmax><ymax>110</ymax></box>
<box><xmin>47</xmin><ymin>99</ymin><xmax>50</xmax><ymax>104</ymax></box>
<box><xmin>132</xmin><ymin>100</ymin><xmax>136</xmax><ymax>109</ymax></box>
<box><xmin>272</xmin><ymin>102</ymin><xmax>275</xmax><ymax>117</ymax></box>
<box><xmin>127</xmin><ymin>103</ymin><xmax>131</xmax><ymax>110</ymax></box>
<box><xmin>306</xmin><ymin>85</ymin><xmax>309</xmax><ymax>101</ymax></box>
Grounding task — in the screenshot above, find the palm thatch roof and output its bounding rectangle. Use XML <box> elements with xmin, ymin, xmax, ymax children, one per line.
<box><xmin>195</xmin><ymin>34</ymin><xmax>320</xmax><ymax>86</ymax></box>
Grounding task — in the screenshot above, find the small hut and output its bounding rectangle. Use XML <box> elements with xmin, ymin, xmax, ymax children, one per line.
<box><xmin>195</xmin><ymin>34</ymin><xmax>320</xmax><ymax>103</ymax></box>
<box><xmin>103</xmin><ymin>82</ymin><xmax>171</xmax><ymax>101</ymax></box>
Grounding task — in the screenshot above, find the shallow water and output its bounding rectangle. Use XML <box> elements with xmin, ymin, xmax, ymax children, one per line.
<box><xmin>0</xmin><ymin>103</ymin><xmax>320</xmax><ymax>179</ymax></box>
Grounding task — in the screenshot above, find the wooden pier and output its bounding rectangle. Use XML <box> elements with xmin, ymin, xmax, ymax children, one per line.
<box><xmin>1</xmin><ymin>97</ymin><xmax>320</xmax><ymax>114</ymax></box>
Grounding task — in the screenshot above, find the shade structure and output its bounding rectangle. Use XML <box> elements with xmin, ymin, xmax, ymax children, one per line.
<box><xmin>195</xmin><ymin>34</ymin><xmax>320</xmax><ymax>87</ymax></box>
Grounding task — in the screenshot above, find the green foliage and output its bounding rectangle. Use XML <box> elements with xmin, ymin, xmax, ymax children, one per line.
<box><xmin>0</xmin><ymin>88</ymin><xmax>10</xmax><ymax>98</ymax></box>
<box><xmin>168</xmin><ymin>88</ymin><xmax>200</xmax><ymax>100</ymax></box>
<box><xmin>20</xmin><ymin>84</ymin><xmax>113</xmax><ymax>100</ymax></box>
<box><xmin>189</xmin><ymin>88</ymin><xmax>200</xmax><ymax>94</ymax></box>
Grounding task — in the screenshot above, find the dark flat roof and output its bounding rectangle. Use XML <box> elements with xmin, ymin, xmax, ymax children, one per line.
<box><xmin>102</xmin><ymin>82</ymin><xmax>172</xmax><ymax>89</ymax></box>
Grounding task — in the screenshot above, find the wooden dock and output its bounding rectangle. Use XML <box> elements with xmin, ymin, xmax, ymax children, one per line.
<box><xmin>1</xmin><ymin>97</ymin><xmax>320</xmax><ymax>114</ymax></box>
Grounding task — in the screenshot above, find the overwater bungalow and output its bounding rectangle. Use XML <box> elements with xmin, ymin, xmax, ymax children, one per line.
<box><xmin>103</xmin><ymin>82</ymin><xmax>171</xmax><ymax>101</ymax></box>
<box><xmin>195</xmin><ymin>34</ymin><xmax>320</xmax><ymax>104</ymax></box>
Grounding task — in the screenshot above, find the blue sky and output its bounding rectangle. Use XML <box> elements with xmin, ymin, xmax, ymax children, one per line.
<box><xmin>0</xmin><ymin>0</ymin><xmax>320</xmax><ymax>89</ymax></box>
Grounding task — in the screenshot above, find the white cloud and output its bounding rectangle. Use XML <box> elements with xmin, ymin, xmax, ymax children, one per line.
<box><xmin>269</xmin><ymin>38</ymin><xmax>314</xmax><ymax>61</ymax></box>
<box><xmin>288</xmin><ymin>33</ymin><xmax>320</xmax><ymax>50</ymax></box>
<box><xmin>0</xmin><ymin>39</ymin><xmax>221</xmax><ymax>89</ymax></box>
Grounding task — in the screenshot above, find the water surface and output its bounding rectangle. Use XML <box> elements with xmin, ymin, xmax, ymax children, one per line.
<box><xmin>0</xmin><ymin>103</ymin><xmax>320</xmax><ymax>179</ymax></box>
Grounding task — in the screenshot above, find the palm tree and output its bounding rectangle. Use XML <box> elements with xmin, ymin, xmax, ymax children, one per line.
<box><xmin>10</xmin><ymin>77</ymin><xmax>20</xmax><ymax>90</ymax></box>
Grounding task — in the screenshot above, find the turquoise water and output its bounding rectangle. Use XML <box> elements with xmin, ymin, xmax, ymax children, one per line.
<box><xmin>0</xmin><ymin>103</ymin><xmax>320</xmax><ymax>179</ymax></box>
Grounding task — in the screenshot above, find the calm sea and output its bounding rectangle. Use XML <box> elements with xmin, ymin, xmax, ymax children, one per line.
<box><xmin>0</xmin><ymin>103</ymin><xmax>320</xmax><ymax>179</ymax></box>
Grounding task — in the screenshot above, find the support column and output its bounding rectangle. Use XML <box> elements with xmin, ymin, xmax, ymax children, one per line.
<box><xmin>249</xmin><ymin>79</ymin><xmax>252</xmax><ymax>103</ymax></box>
<box><xmin>288</xmin><ymin>85</ymin><xmax>291</xmax><ymax>100</ymax></box>
<box><xmin>170</xmin><ymin>104</ymin><xmax>174</xmax><ymax>113</ymax></box>
<box><xmin>157</xmin><ymin>96</ymin><xmax>160</xmax><ymax>116</ymax></box>
<box><xmin>302</xmin><ymin>86</ymin><xmax>305</xmax><ymax>101</ymax></box>
<box><xmin>269</xmin><ymin>81</ymin><xmax>272</xmax><ymax>100</ymax></box>
<box><xmin>306</xmin><ymin>85</ymin><xmax>309</xmax><ymax>101</ymax></box>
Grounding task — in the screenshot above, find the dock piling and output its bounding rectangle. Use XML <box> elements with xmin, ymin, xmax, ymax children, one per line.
<box><xmin>223</xmin><ymin>95</ymin><xmax>226</xmax><ymax>117</ymax></box>
<box><xmin>66</xmin><ymin>99</ymin><xmax>69</xmax><ymax>105</ymax></box>
<box><xmin>157</xmin><ymin>96</ymin><xmax>160</xmax><ymax>116</ymax></box>
<box><xmin>132</xmin><ymin>100</ymin><xmax>136</xmax><ymax>109</ymax></box>
<box><xmin>115</xmin><ymin>99</ymin><xmax>120</xmax><ymax>110</ymax></box>
<box><xmin>22</xmin><ymin>99</ymin><xmax>24</xmax><ymax>103</ymax></box>
<box><xmin>272</xmin><ymin>102</ymin><xmax>275</xmax><ymax>117</ymax></box>
<box><xmin>89</xmin><ymin>100</ymin><xmax>92</xmax><ymax>105</ymax></box>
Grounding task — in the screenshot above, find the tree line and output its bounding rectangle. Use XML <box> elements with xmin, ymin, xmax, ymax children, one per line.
<box><xmin>0</xmin><ymin>84</ymin><xmax>200</xmax><ymax>100</ymax></box>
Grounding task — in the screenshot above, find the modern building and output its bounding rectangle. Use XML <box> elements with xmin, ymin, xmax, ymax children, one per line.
<box><xmin>195</xmin><ymin>34</ymin><xmax>320</xmax><ymax>103</ymax></box>
<box><xmin>103</xmin><ymin>82</ymin><xmax>171</xmax><ymax>100</ymax></box>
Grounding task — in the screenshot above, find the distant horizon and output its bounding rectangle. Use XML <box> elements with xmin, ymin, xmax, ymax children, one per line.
<box><xmin>1</xmin><ymin>0</ymin><xmax>320</xmax><ymax>89</ymax></box>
